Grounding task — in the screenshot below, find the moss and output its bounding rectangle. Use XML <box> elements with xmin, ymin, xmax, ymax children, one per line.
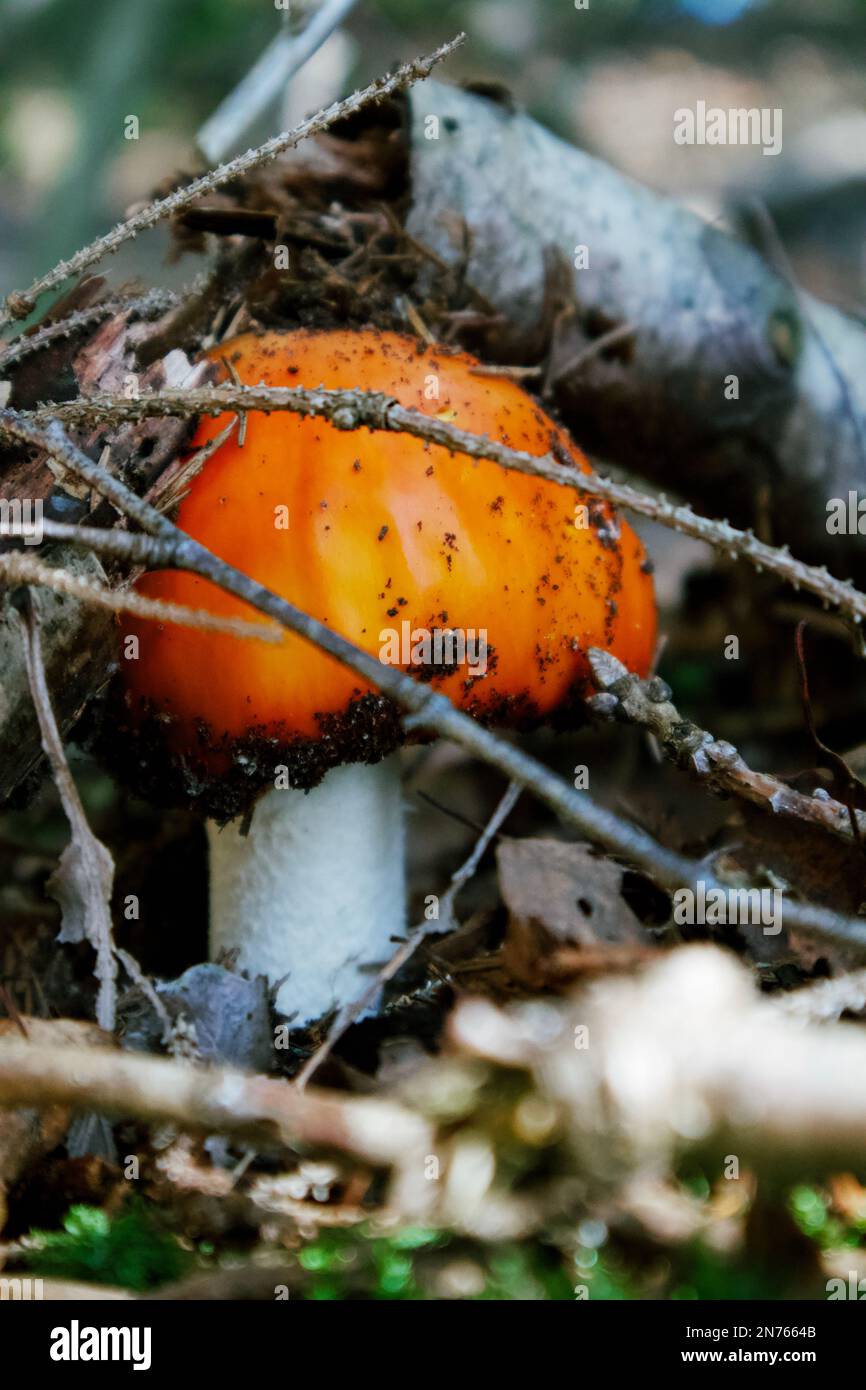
<box><xmin>24</xmin><ymin>1199</ymin><xmax>190</xmax><ymax>1292</ymax></box>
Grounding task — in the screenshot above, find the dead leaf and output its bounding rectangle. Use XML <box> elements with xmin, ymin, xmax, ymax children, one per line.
<box><xmin>50</xmin><ymin>838</ymin><xmax>114</xmax><ymax>951</ymax></box>
<box><xmin>120</xmin><ymin>963</ymin><xmax>273</xmax><ymax>1072</ymax></box>
<box><xmin>496</xmin><ymin>838</ymin><xmax>647</xmax><ymax>988</ymax></box>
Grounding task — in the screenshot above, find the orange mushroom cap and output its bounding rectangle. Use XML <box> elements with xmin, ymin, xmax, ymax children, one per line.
<box><xmin>122</xmin><ymin>328</ymin><xmax>656</xmax><ymax>811</ymax></box>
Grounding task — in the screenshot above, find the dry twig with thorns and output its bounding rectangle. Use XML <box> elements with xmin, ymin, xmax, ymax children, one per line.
<box><xmin>33</xmin><ymin>382</ymin><xmax>866</xmax><ymax>628</ymax></box>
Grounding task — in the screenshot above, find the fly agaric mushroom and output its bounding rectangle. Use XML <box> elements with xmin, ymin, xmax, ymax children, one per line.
<box><xmin>121</xmin><ymin>328</ymin><xmax>656</xmax><ymax>1022</ymax></box>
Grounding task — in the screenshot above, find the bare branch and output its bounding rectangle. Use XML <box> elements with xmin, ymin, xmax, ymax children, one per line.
<box><xmin>15</xmin><ymin>600</ymin><xmax>117</xmax><ymax>1031</ymax></box>
<box><xmin>449</xmin><ymin>947</ymin><xmax>866</xmax><ymax>1200</ymax></box>
<box><xmin>115</xmin><ymin>948</ymin><xmax>172</xmax><ymax>1043</ymax></box>
<box><xmin>0</xmin><ymin>550</ymin><xmax>283</xmax><ymax>642</ymax></box>
<box><xmin>404</xmin><ymin>80</ymin><xmax>866</xmax><ymax>580</ymax></box>
<box><xmin>0</xmin><ymin>290</ymin><xmax>177</xmax><ymax>372</ymax></box>
<box><xmin>197</xmin><ymin>0</ymin><xmax>362</xmax><ymax>164</ymax></box>
<box><xmin>4</xmin><ymin>413</ymin><xmax>173</xmax><ymax>537</ymax></box>
<box><xmin>35</xmin><ymin>519</ymin><xmax>176</xmax><ymax>565</ymax></box>
<box><xmin>8</xmin><ymin>950</ymin><xmax>866</xmax><ymax>1230</ymax></box>
<box><xmin>444</xmin><ymin>779</ymin><xmax>522</xmax><ymax>911</ymax></box>
<box><xmin>587</xmin><ymin>647</ymin><xmax>866</xmax><ymax>847</ymax></box>
<box><xmin>546</xmin><ymin>321</ymin><xmax>637</xmax><ymax>390</ymax></box>
<box><xmin>0</xmin><ymin>34</ymin><xmax>465</xmax><ymax>331</ymax></box>
<box><xmin>0</xmin><ymin>1039</ymin><xmax>430</xmax><ymax>1172</ymax></box>
<box><xmin>149</xmin><ymin>416</ymin><xmax>239</xmax><ymax>513</ymax></box>
<box><xmin>35</xmin><ymin>382</ymin><xmax>866</xmax><ymax>625</ymax></box>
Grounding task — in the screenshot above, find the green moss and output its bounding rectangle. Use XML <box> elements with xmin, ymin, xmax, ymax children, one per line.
<box><xmin>292</xmin><ymin>1225</ymin><xmax>575</xmax><ymax>1300</ymax></box>
<box><xmin>24</xmin><ymin>1199</ymin><xmax>190</xmax><ymax>1292</ymax></box>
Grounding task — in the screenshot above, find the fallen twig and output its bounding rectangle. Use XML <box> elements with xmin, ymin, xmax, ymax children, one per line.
<box><xmin>0</xmin><ymin>1040</ymin><xmax>430</xmax><ymax>1173</ymax></box>
<box><xmin>15</xmin><ymin>598</ymin><xmax>117</xmax><ymax>1031</ymax></box>
<box><xmin>445</xmin><ymin>946</ymin><xmax>866</xmax><ymax>1221</ymax></box>
<box><xmin>0</xmin><ymin>34</ymin><xmax>465</xmax><ymax>330</ymax></box>
<box><xmin>197</xmin><ymin>0</ymin><xmax>362</xmax><ymax>164</ymax></box>
<box><xmin>795</xmin><ymin>619</ymin><xmax>863</xmax><ymax>843</ymax></box>
<box><xmin>149</xmin><ymin>415</ymin><xmax>239</xmax><ymax>512</ymax></box>
<box><xmin>114</xmin><ymin>949</ymin><xmax>172</xmax><ymax>1046</ymax></box>
<box><xmin>404</xmin><ymin>80</ymin><xmax>866</xmax><ymax>578</ymax></box>
<box><xmin>34</xmin><ymin>383</ymin><xmax>866</xmax><ymax>626</ymax></box>
<box><xmin>0</xmin><ymin>551</ymin><xmax>283</xmax><ymax>642</ymax></box>
<box><xmin>587</xmin><ymin>646</ymin><xmax>866</xmax><ymax>848</ymax></box>
<box><xmin>0</xmin><ymin>290</ymin><xmax>177</xmax><ymax>372</ymax></box>
<box><xmin>545</xmin><ymin>321</ymin><xmax>637</xmax><ymax>391</ymax></box>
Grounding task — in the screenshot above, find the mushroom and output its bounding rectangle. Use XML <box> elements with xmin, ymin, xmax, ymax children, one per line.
<box><xmin>120</xmin><ymin>328</ymin><xmax>656</xmax><ymax>1022</ymax></box>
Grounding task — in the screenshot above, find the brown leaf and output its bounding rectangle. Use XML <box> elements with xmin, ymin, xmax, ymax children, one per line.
<box><xmin>496</xmin><ymin>838</ymin><xmax>646</xmax><ymax>988</ymax></box>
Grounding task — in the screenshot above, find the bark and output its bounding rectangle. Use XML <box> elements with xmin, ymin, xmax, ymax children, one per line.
<box><xmin>405</xmin><ymin>80</ymin><xmax>866</xmax><ymax>578</ymax></box>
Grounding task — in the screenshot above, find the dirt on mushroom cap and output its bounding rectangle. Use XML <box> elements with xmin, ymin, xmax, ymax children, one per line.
<box><xmin>119</xmin><ymin>328</ymin><xmax>656</xmax><ymax>813</ymax></box>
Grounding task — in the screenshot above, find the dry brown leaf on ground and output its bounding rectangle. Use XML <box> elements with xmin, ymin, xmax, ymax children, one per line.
<box><xmin>496</xmin><ymin>837</ymin><xmax>652</xmax><ymax>989</ymax></box>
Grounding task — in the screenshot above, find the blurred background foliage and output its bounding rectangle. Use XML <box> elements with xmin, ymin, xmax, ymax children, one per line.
<box><xmin>2</xmin><ymin>0</ymin><xmax>866</xmax><ymax>311</ymax></box>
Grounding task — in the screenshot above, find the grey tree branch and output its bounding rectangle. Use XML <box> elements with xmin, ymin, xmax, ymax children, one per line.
<box><xmin>7</xmin><ymin>949</ymin><xmax>866</xmax><ymax>1235</ymax></box>
<box><xmin>0</xmin><ymin>35</ymin><xmax>464</xmax><ymax>330</ymax></box>
<box><xmin>0</xmin><ymin>550</ymin><xmax>281</xmax><ymax>641</ymax></box>
<box><xmin>587</xmin><ymin>646</ymin><xmax>866</xmax><ymax>847</ymax></box>
<box><xmin>0</xmin><ymin>290</ymin><xmax>177</xmax><ymax>372</ymax></box>
<box><xmin>0</xmin><ymin>1039</ymin><xmax>430</xmax><ymax>1172</ymax></box>
<box><xmin>197</xmin><ymin>0</ymin><xmax>362</xmax><ymax>164</ymax></box>
<box><xmin>448</xmin><ymin>946</ymin><xmax>866</xmax><ymax>1212</ymax></box>
<box><xmin>15</xmin><ymin>601</ymin><xmax>117</xmax><ymax>1031</ymax></box>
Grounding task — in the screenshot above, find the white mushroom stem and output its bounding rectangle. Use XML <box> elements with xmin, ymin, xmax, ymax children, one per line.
<box><xmin>207</xmin><ymin>754</ymin><xmax>406</xmax><ymax>1023</ymax></box>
